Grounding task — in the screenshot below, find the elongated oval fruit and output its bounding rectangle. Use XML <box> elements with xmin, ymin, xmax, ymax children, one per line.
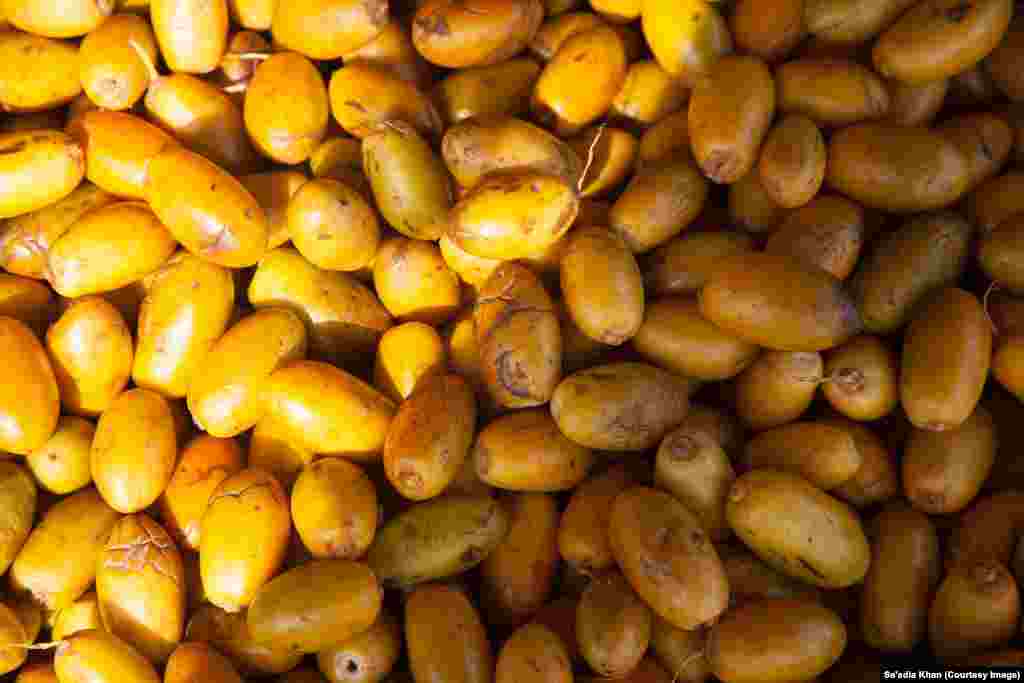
<box><xmin>0</xmin><ymin>182</ymin><xmax>114</xmax><ymax>280</ymax></box>
<box><xmin>12</xmin><ymin>660</ymin><xmax>58</xmax><ymax>683</ymax></box>
<box><xmin>688</xmin><ymin>55</ymin><xmax>776</xmax><ymax>184</ymax></box>
<box><xmin>707</xmin><ymin>599</ymin><xmax>847</xmax><ymax>683</ymax></box>
<box><xmin>655</xmin><ymin>427</ymin><xmax>735</xmax><ymax>541</ymax></box>
<box><xmin>758</xmin><ymin>114</ymin><xmax>827</xmax><ymax>209</ymax></box>
<box><xmin>373</xmin><ymin>321</ymin><xmax>448</xmax><ymax>402</ymax></box>
<box><xmin>363</xmin><ymin>123</ymin><xmax>451</xmax><ymax>241</ymax></box>
<box><xmin>91</xmin><ymin>389</ymin><xmax>177</xmax><ymax>514</ymax></box>
<box><xmin>144</xmin><ymin>147</ymin><xmax>268</xmax><ymax>269</ymax></box>
<box><xmin>558</xmin><ymin>465</ymin><xmax>634</xmax><ymax>575</ymax></box>
<box><xmin>48</xmin><ymin>202</ymin><xmax>176</xmax><ymax>299</ymax></box>
<box><xmin>609</xmin><ymin>156</ymin><xmax>709</xmax><ymax>254</ymax></box>
<box><xmin>151</xmin><ymin>0</ymin><xmax>228</xmax><ymax>74</ymax></box>
<box><xmin>54</xmin><ymin>630</ymin><xmax>160</xmax><ymax>683</ymax></box>
<box><xmin>496</xmin><ymin>622</ymin><xmax>571</xmax><ymax>683</ymax></box>
<box><xmin>902</xmin><ymin>406</ymin><xmax>997</xmax><ymax>514</ymax></box>
<box><xmin>474</xmin><ymin>409</ymin><xmax>594</xmax><ymax>492</ymax></box>
<box><xmin>0</xmin><ymin>316</ymin><xmax>59</xmax><ymax>455</ymax></box>
<box><xmin>880</xmin><ymin>76</ymin><xmax>942</xmax><ymax>125</ymax></box>
<box><xmin>646</xmin><ymin>230</ymin><xmax>756</xmax><ymax>297</ymax></box>
<box><xmin>9</xmin><ymin>487</ymin><xmax>120</xmax><ymax>610</ymax></box>
<box><xmin>247</xmin><ymin>560</ymin><xmax>382</xmax><ymax>654</ymax></box>
<box><xmin>726</xmin><ymin>469</ymin><xmax>871</xmax><ymax>589</ymax></box>
<box><xmin>900</xmin><ymin>288</ymin><xmax>991</xmax><ymax>431</ymax></box>
<box><xmin>0</xmin><ymin>33</ymin><xmax>82</xmax><ymax>113</ymax></box>
<box><xmin>4</xmin><ymin>0</ymin><xmax>114</xmax><ymax>37</ymax></box>
<box><xmin>328</xmin><ymin>63</ymin><xmax>442</xmax><ymax>140</ymax></box>
<box><xmin>475</xmin><ymin>262</ymin><xmax>562</xmax><ymax>409</ymax></box>
<box><xmin>448</xmin><ymin>171</ymin><xmax>579</xmax><ymax>260</ymax></box>
<box><xmin>200</xmin><ymin>468</ymin><xmax>291</xmax><ymax>613</ymax></box>
<box><xmin>245</xmin><ymin>417</ymin><xmax>313</xmax><ymax>491</ymax></box>
<box><xmin>700</xmin><ymin>252</ymin><xmax>861</xmax><ymax>352</ymax></box>
<box><xmin>851</xmin><ymin>211</ymin><xmax>971</xmax><ymax>334</ymax></box>
<box><xmin>0</xmin><ymin>131</ymin><xmax>84</xmax><ymax>220</ymax></box>
<box><xmin>244</xmin><ymin>52</ymin><xmax>328</xmax><ymax>165</ymax></box>
<box><xmin>946</xmin><ymin>490</ymin><xmax>1024</xmax><ymax>572</ymax></box>
<box><xmin>560</xmin><ymin>226</ymin><xmax>644</xmax><ymax>346</ymax></box>
<box><xmin>531</xmin><ymin>25</ymin><xmax>628</xmax><ymax>136</ymax></box>
<box><xmin>743</xmin><ymin>421</ymin><xmax>862</xmax><ymax>491</ymax></box>
<box><xmin>436</xmin><ymin>58</ymin><xmax>541</xmax><ymax>124</ymax></box>
<box><xmin>405</xmin><ymin>583</ymin><xmax>492</xmax><ymax>683</ymax></box>
<box><xmin>643</xmin><ymin>0</ymin><xmax>732</xmax><ymax>85</ymax></box>
<box><xmin>481</xmin><ymin>492</ymin><xmax>559</xmax><ymax>626</ymax></box>
<box><xmin>649</xmin><ymin>618</ymin><xmax>709</xmax><ymax>683</ymax></box>
<box><xmin>576</xmin><ymin>571</ymin><xmax>652</xmax><ymax>678</ymax></box>
<box><xmin>367</xmin><ymin>495</ymin><xmax>509</xmax><ymax>588</ymax></box>
<box><xmin>143</xmin><ymin>72</ymin><xmax>259</xmax><ymax>176</ymax></box>
<box><xmin>860</xmin><ymin>503</ymin><xmax>940</xmax><ymax>652</ymax></box>
<box><xmin>133</xmin><ymin>252</ymin><xmax>235</xmax><ymax>399</ymax></box>
<box><xmin>928</xmin><ymin>559</ymin><xmax>1020</xmax><ymax>660</ymax></box>
<box><xmin>570</xmin><ymin>126</ymin><xmax>636</xmax><ymax>198</ymax></box>
<box><xmin>440</xmin><ymin>114</ymin><xmax>582</xmax><ymax>190</ymax></box>
<box><xmin>164</xmin><ymin>642</ymin><xmax>243</xmax><ymax>683</ymax></box>
<box><xmin>0</xmin><ymin>273</ymin><xmax>55</xmax><ymax>336</ymax></box>
<box><xmin>830</xmin><ymin>419</ymin><xmax>899</xmax><ymax>509</ymax></box>
<box><xmin>551</xmin><ymin>362</ymin><xmax>691</xmax><ymax>451</ymax></box>
<box><xmin>0</xmin><ymin>463</ymin><xmax>36</xmax><ymax>576</ymax></box>
<box><xmin>728</xmin><ymin>170</ymin><xmax>785</xmax><ymax>234</ymax></box>
<box><xmin>263</xmin><ymin>360</ymin><xmax>396</xmax><ymax>460</ymax></box>
<box><xmin>67</xmin><ymin>111</ymin><xmax>175</xmax><ymax>200</ymax></box>
<box><xmin>187</xmin><ymin>309</ymin><xmax>308</xmax><ymax>438</ymax></box>
<box><xmin>735</xmin><ymin>350</ymin><xmax>822</xmax><ymax>430</ymax></box>
<box><xmin>979</xmin><ymin>216</ymin><xmax>1024</xmax><ymax>293</ymax></box>
<box><xmin>185</xmin><ymin>604</ymin><xmax>302</xmax><ymax>676</ymax></box>
<box><xmin>994</xmin><ymin>335</ymin><xmax>1024</xmax><ymax>402</ymax></box>
<box><xmin>158</xmin><ymin>435</ymin><xmax>244</xmax><ymax>552</ymax></box>
<box><xmin>822</xmin><ymin>334</ymin><xmax>900</xmax><ymax>421</ymax></box>
<box><xmin>413</xmin><ymin>0</ymin><xmax>544</xmax><ymax>69</ymax></box>
<box><xmin>431</xmin><ymin>236</ymin><xmax>492</xmax><ymax>302</ymax></box>
<box><xmin>610</xmin><ymin>60</ymin><xmax>687</xmax><ymax>127</ymax></box>
<box><xmin>873</xmin><ymin>0</ymin><xmax>1012</xmax><ymax>84</ymax></box>
<box><xmin>342</xmin><ymin>21</ymin><xmax>431</xmax><ymax>88</ymax></box>
<box><xmin>383</xmin><ymin>374</ymin><xmax>477</xmax><ymax>501</ymax></box>
<box><xmin>530</xmin><ymin>597</ymin><xmax>582</xmax><ymax>664</ymax></box>
<box><xmin>78</xmin><ymin>13</ymin><xmax>157</xmax><ymax>111</ymax></box>
<box><xmin>290</xmin><ymin>458</ymin><xmax>378</xmax><ymax>560</ymax></box>
<box><xmin>50</xmin><ymin>591</ymin><xmax>104</xmax><ymax>642</ymax></box>
<box><xmin>968</xmin><ymin>172</ymin><xmax>1024</xmax><ymax>235</ymax></box>
<box><xmin>288</xmin><ymin>180</ymin><xmax>380</xmax><ymax>274</ymax></box>
<box><xmin>237</xmin><ymin>171</ymin><xmax>307</xmax><ymax>251</ymax></box>
<box><xmin>247</xmin><ymin>246</ymin><xmax>392</xmax><ymax>361</ymax></box>
<box><xmin>632</xmin><ymin>296</ymin><xmax>759</xmax><ymax>382</ymax></box>
<box><xmin>633</xmin><ymin>117</ymin><xmax>696</xmax><ymax>170</ymax></box>
<box><xmin>803</xmin><ymin>0</ymin><xmax>917</xmax><ymax>44</ymax></box>
<box><xmin>316</xmin><ymin>610</ymin><xmax>401</xmax><ymax>683</ymax></box>
<box><xmin>937</xmin><ymin>112</ymin><xmax>1009</xmax><ymax>191</ymax></box>
<box><xmin>96</xmin><ymin>514</ymin><xmax>185</xmax><ymax>663</ymax></box>
<box><xmin>718</xmin><ymin>544</ymin><xmax>822</xmax><ymax>607</ymax></box>
<box><xmin>609</xmin><ymin>486</ymin><xmax>730</xmax><ymax>630</ymax></box>
<box><xmin>272</xmin><ymin>0</ymin><xmax>389</xmax><ymax>61</ymax></box>
<box><xmin>826</xmin><ymin>123</ymin><xmax>969</xmax><ymax>212</ymax></box>
<box><xmin>776</xmin><ymin>59</ymin><xmax>889</xmax><ymax>128</ymax></box>
<box><xmin>373</xmin><ymin>238</ymin><xmax>460</xmax><ymax>327</ymax></box>
<box><xmin>46</xmin><ymin>296</ymin><xmax>133</xmax><ymax>419</ymax></box>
